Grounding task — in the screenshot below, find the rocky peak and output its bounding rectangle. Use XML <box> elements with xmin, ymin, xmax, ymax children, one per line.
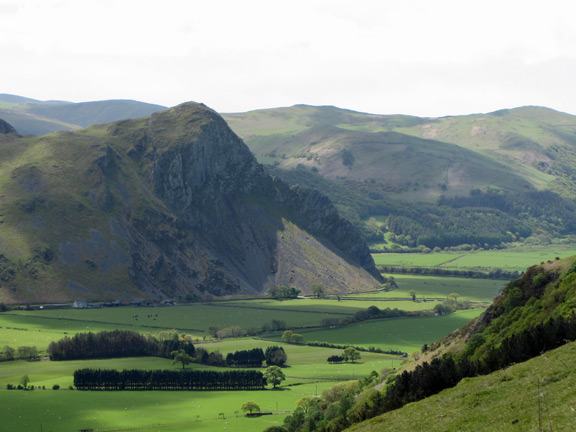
<box><xmin>0</xmin><ymin>102</ymin><xmax>382</xmax><ymax>303</ymax></box>
<box><xmin>0</xmin><ymin>119</ymin><xmax>19</xmax><ymax>136</ymax></box>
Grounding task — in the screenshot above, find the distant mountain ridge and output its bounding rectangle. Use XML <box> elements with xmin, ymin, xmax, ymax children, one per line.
<box><xmin>0</xmin><ymin>94</ymin><xmax>166</xmax><ymax>135</ymax></box>
<box><xmin>0</xmin><ymin>103</ymin><xmax>381</xmax><ymax>304</ymax></box>
<box><xmin>4</xmin><ymin>95</ymin><xmax>576</xmax><ymax>248</ymax></box>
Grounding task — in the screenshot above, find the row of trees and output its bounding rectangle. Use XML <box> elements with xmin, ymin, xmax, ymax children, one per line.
<box><xmin>208</xmin><ymin>319</ymin><xmax>287</xmax><ymax>340</ymax></box>
<box><xmin>73</xmin><ymin>368</ymin><xmax>266</xmax><ymax>391</ymax></box>
<box><xmin>327</xmin><ymin>347</ymin><xmax>361</xmax><ymax>363</ymax></box>
<box><xmin>306</xmin><ymin>341</ymin><xmax>406</xmax><ymax>356</ymax></box>
<box><xmin>439</xmin><ymin>189</ymin><xmax>576</xmax><ymax>235</ymax></box>
<box><xmin>282</xmin><ymin>330</ymin><xmax>304</xmax><ymax>344</ymax></box>
<box><xmin>226</xmin><ymin>348</ymin><xmax>265</xmax><ymax>368</ymax></box>
<box><xmin>377</xmin><ymin>265</ymin><xmax>520</xmax><ymax>280</ymax></box>
<box><xmin>268</xmin><ymin>285</ymin><xmax>302</xmax><ymax>299</ymax></box>
<box><xmin>387</xmin><ymin>208</ymin><xmax>531</xmax><ymax>249</ymax></box>
<box><xmin>1</xmin><ymin>345</ymin><xmax>39</xmax><ymax>362</ymax></box>
<box><xmin>47</xmin><ymin>330</ymin><xmax>195</xmax><ymax>361</ymax></box>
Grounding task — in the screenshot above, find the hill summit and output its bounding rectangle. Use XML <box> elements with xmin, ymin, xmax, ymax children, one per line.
<box><xmin>0</xmin><ymin>103</ymin><xmax>381</xmax><ymax>303</ymax></box>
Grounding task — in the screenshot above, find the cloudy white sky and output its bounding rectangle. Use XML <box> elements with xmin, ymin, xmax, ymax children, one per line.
<box><xmin>2</xmin><ymin>0</ymin><xmax>576</xmax><ymax>117</ymax></box>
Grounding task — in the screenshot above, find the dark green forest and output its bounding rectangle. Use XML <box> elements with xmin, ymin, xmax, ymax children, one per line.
<box><xmin>273</xmin><ymin>166</ymin><xmax>576</xmax><ymax>248</ymax></box>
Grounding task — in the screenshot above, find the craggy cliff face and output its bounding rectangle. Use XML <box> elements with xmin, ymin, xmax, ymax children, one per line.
<box><xmin>0</xmin><ymin>103</ymin><xmax>381</xmax><ymax>303</ymax></box>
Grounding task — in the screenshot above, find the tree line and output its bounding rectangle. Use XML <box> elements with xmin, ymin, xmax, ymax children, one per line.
<box><xmin>306</xmin><ymin>341</ymin><xmax>406</xmax><ymax>356</ymax></box>
<box><xmin>377</xmin><ymin>265</ymin><xmax>520</xmax><ymax>280</ymax></box>
<box><xmin>47</xmin><ymin>330</ymin><xmax>195</xmax><ymax>361</ymax></box>
<box><xmin>73</xmin><ymin>368</ymin><xmax>266</xmax><ymax>391</ymax></box>
<box><xmin>387</xmin><ymin>208</ymin><xmax>530</xmax><ymax>249</ymax></box>
<box><xmin>1</xmin><ymin>345</ymin><xmax>39</xmax><ymax>362</ymax></box>
<box><xmin>438</xmin><ymin>189</ymin><xmax>576</xmax><ymax>235</ymax></box>
<box><xmin>225</xmin><ymin>348</ymin><xmax>265</xmax><ymax>367</ymax></box>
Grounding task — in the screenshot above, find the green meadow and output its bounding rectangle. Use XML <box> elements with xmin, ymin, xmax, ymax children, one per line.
<box><xmin>0</xmin><ymin>289</ymin><xmax>485</xmax><ymax>431</ymax></box>
<box><xmin>373</xmin><ymin>245</ymin><xmax>576</xmax><ymax>272</ymax></box>
<box><xmin>0</xmin><ymin>382</ymin><xmax>328</xmax><ymax>432</ymax></box>
<box><xmin>378</xmin><ymin>275</ymin><xmax>506</xmax><ymax>302</ymax></box>
<box><xmin>5</xmin><ymin>243</ymin><xmax>561</xmax><ymax>432</ymax></box>
<box><xmin>0</xmin><ymin>336</ymin><xmax>397</xmax><ymax>432</ymax></box>
<box><xmin>273</xmin><ymin>309</ymin><xmax>484</xmax><ymax>353</ymax></box>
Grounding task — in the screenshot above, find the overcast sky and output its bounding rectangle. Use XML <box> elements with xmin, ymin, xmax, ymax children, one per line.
<box><xmin>2</xmin><ymin>0</ymin><xmax>576</xmax><ymax>117</ymax></box>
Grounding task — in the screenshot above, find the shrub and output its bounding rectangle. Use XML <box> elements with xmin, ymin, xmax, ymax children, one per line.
<box><xmin>52</xmin><ymin>384</ymin><xmax>60</xmax><ymax>390</ymax></box>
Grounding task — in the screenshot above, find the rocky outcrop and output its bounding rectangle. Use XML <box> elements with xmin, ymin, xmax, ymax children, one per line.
<box><xmin>0</xmin><ymin>119</ymin><xmax>19</xmax><ymax>135</ymax></box>
<box><xmin>0</xmin><ymin>103</ymin><xmax>382</xmax><ymax>303</ymax></box>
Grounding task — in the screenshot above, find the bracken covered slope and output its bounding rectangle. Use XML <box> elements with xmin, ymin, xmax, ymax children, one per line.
<box><xmin>0</xmin><ymin>103</ymin><xmax>381</xmax><ymax>303</ymax></box>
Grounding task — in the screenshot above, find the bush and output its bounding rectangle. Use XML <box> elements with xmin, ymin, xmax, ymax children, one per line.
<box><xmin>52</xmin><ymin>384</ymin><xmax>60</xmax><ymax>390</ymax></box>
<box><xmin>6</xmin><ymin>384</ymin><xmax>14</xmax><ymax>390</ymax></box>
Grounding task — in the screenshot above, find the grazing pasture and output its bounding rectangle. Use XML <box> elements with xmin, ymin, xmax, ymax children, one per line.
<box><xmin>377</xmin><ymin>275</ymin><xmax>506</xmax><ymax>302</ymax></box>
<box><xmin>0</xmin><ymin>381</ymin><xmax>331</xmax><ymax>432</ymax></box>
<box><xmin>373</xmin><ymin>245</ymin><xmax>576</xmax><ymax>272</ymax></box>
<box><xmin>0</xmin><ymin>273</ymin><xmax>493</xmax><ymax>431</ymax></box>
<box><xmin>287</xmin><ymin>309</ymin><xmax>484</xmax><ymax>353</ymax></box>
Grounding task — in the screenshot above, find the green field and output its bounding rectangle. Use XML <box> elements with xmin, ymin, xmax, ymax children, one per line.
<box><xmin>277</xmin><ymin>309</ymin><xmax>484</xmax><ymax>353</ymax></box>
<box><xmin>0</xmin><ymin>295</ymin><xmax>486</xmax><ymax>431</ymax></box>
<box><xmin>373</xmin><ymin>245</ymin><xmax>576</xmax><ymax>272</ymax></box>
<box><xmin>3</xmin><ymin>297</ymin><xmax>446</xmax><ymax>353</ymax></box>
<box><xmin>0</xmin><ymin>337</ymin><xmax>397</xmax><ymax>432</ymax></box>
<box><xmin>377</xmin><ymin>275</ymin><xmax>506</xmax><ymax>302</ymax></box>
<box><xmin>0</xmin><ymin>382</ymin><xmax>327</xmax><ymax>432</ymax></box>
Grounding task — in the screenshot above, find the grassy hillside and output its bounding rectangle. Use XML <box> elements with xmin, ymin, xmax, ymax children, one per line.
<box><xmin>222</xmin><ymin>104</ymin><xmax>569</xmax><ymax>196</ymax></box>
<box><xmin>223</xmin><ymin>105</ymin><xmax>576</xmax><ymax>249</ymax></box>
<box><xmin>347</xmin><ymin>340</ymin><xmax>576</xmax><ymax>432</ymax></box>
<box><xmin>279</xmin><ymin>255</ymin><xmax>576</xmax><ymax>431</ymax></box>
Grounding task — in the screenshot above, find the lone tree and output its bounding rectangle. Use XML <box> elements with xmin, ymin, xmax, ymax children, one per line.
<box><xmin>264</xmin><ymin>365</ymin><xmax>286</xmax><ymax>389</ymax></box>
<box><xmin>20</xmin><ymin>374</ymin><xmax>30</xmax><ymax>389</ymax></box>
<box><xmin>409</xmin><ymin>290</ymin><xmax>416</xmax><ymax>302</ymax></box>
<box><xmin>241</xmin><ymin>401</ymin><xmax>261</xmax><ymax>414</ymax></box>
<box><xmin>311</xmin><ymin>283</ymin><xmax>325</xmax><ymax>298</ymax></box>
<box><xmin>171</xmin><ymin>349</ymin><xmax>193</xmax><ymax>369</ymax></box>
<box><xmin>343</xmin><ymin>347</ymin><xmax>361</xmax><ymax>363</ymax></box>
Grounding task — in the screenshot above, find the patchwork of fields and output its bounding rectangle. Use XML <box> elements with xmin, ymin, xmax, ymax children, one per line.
<box><xmin>1</xmin><ymin>246</ymin><xmax>568</xmax><ymax>431</ymax></box>
<box><xmin>373</xmin><ymin>245</ymin><xmax>576</xmax><ymax>272</ymax></box>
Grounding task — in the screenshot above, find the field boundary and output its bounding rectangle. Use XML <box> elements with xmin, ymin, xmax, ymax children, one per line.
<box><xmin>1</xmin><ymin>313</ymin><xmax>205</xmax><ymax>332</ymax></box>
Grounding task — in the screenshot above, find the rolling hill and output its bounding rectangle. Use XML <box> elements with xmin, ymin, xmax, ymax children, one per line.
<box><xmin>0</xmin><ymin>103</ymin><xmax>381</xmax><ymax>304</ymax></box>
<box><xmin>4</xmin><ymin>95</ymin><xmax>576</xmax><ymax>249</ymax></box>
<box><xmin>0</xmin><ymin>94</ymin><xmax>166</xmax><ymax>135</ymax></box>
<box><xmin>223</xmin><ymin>105</ymin><xmax>576</xmax><ymax>249</ymax></box>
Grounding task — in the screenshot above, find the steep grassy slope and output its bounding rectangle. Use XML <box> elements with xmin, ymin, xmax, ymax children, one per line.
<box><xmin>0</xmin><ymin>103</ymin><xmax>381</xmax><ymax>304</ymax></box>
<box><xmin>347</xmin><ymin>340</ymin><xmax>576</xmax><ymax>432</ymax></box>
<box><xmin>279</xmin><ymin>255</ymin><xmax>576</xmax><ymax>431</ymax></box>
